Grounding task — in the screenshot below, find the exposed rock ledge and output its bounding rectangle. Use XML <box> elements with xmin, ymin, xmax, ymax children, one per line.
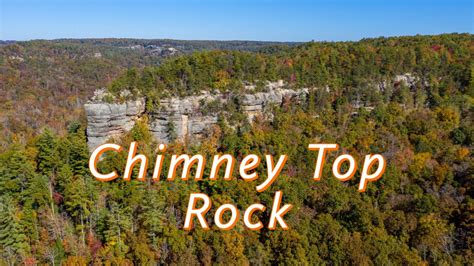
<box><xmin>84</xmin><ymin>73</ymin><xmax>422</xmax><ymax>151</ymax></box>
<box><xmin>84</xmin><ymin>99</ymin><xmax>146</xmax><ymax>150</ymax></box>
<box><xmin>85</xmin><ymin>82</ymin><xmax>308</xmax><ymax>150</ymax></box>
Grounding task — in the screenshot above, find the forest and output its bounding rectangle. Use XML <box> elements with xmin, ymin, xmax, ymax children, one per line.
<box><xmin>0</xmin><ymin>33</ymin><xmax>472</xmax><ymax>264</ymax></box>
<box><xmin>0</xmin><ymin>38</ymin><xmax>292</xmax><ymax>150</ymax></box>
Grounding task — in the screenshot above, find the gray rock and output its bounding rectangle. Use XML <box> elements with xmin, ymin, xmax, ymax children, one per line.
<box><xmin>85</xmin><ymin>99</ymin><xmax>145</xmax><ymax>151</ymax></box>
<box><xmin>85</xmin><ymin>81</ymin><xmax>308</xmax><ymax>150</ymax></box>
<box><xmin>394</xmin><ymin>73</ymin><xmax>418</xmax><ymax>88</ymax></box>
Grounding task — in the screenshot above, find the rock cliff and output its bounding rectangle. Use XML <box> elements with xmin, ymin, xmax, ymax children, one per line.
<box><xmin>84</xmin><ymin>74</ymin><xmax>420</xmax><ymax>150</ymax></box>
<box><xmin>84</xmin><ymin>99</ymin><xmax>146</xmax><ymax>150</ymax></box>
<box><xmin>85</xmin><ymin>82</ymin><xmax>308</xmax><ymax>150</ymax></box>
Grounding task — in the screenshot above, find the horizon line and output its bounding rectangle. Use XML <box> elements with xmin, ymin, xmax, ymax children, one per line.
<box><xmin>2</xmin><ymin>32</ymin><xmax>472</xmax><ymax>43</ymax></box>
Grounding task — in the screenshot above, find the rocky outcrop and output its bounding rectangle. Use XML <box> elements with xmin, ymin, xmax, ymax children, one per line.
<box><xmin>394</xmin><ymin>73</ymin><xmax>418</xmax><ymax>88</ymax></box>
<box><xmin>85</xmin><ymin>74</ymin><xmax>418</xmax><ymax>150</ymax></box>
<box><xmin>85</xmin><ymin>82</ymin><xmax>307</xmax><ymax>150</ymax></box>
<box><xmin>238</xmin><ymin>88</ymin><xmax>308</xmax><ymax>120</ymax></box>
<box><xmin>148</xmin><ymin>93</ymin><xmax>222</xmax><ymax>143</ymax></box>
<box><xmin>148</xmin><ymin>86</ymin><xmax>308</xmax><ymax>143</ymax></box>
<box><xmin>84</xmin><ymin>93</ymin><xmax>145</xmax><ymax>150</ymax></box>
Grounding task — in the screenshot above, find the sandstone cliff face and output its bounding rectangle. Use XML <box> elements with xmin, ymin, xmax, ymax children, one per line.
<box><xmin>238</xmin><ymin>88</ymin><xmax>308</xmax><ymax>120</ymax></box>
<box><xmin>84</xmin><ymin>99</ymin><xmax>146</xmax><ymax>150</ymax></box>
<box><xmin>148</xmin><ymin>93</ymin><xmax>222</xmax><ymax>143</ymax></box>
<box><xmin>85</xmin><ymin>82</ymin><xmax>307</xmax><ymax>150</ymax></box>
<box><xmin>85</xmin><ymin>74</ymin><xmax>419</xmax><ymax>150</ymax></box>
<box><xmin>148</xmin><ymin>86</ymin><xmax>308</xmax><ymax>143</ymax></box>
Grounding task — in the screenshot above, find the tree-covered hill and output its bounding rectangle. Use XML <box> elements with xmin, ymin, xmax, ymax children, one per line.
<box><xmin>108</xmin><ymin>34</ymin><xmax>472</xmax><ymax>111</ymax></box>
<box><xmin>0</xmin><ymin>39</ymin><xmax>296</xmax><ymax>150</ymax></box>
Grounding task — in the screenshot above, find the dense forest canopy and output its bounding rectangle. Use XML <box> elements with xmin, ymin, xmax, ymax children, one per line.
<box><xmin>0</xmin><ymin>33</ymin><xmax>473</xmax><ymax>264</ymax></box>
<box><xmin>108</xmin><ymin>34</ymin><xmax>472</xmax><ymax>106</ymax></box>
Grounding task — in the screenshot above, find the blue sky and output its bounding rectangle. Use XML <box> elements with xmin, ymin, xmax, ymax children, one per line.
<box><xmin>1</xmin><ymin>0</ymin><xmax>472</xmax><ymax>41</ymax></box>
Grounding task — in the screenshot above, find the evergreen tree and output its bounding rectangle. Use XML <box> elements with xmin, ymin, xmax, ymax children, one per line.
<box><xmin>0</xmin><ymin>197</ymin><xmax>30</xmax><ymax>261</ymax></box>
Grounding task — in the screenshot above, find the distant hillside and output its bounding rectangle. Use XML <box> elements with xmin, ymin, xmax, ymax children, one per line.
<box><xmin>0</xmin><ymin>40</ymin><xmax>17</xmax><ymax>46</ymax></box>
<box><xmin>107</xmin><ymin>33</ymin><xmax>473</xmax><ymax>108</ymax></box>
<box><xmin>0</xmin><ymin>39</ymin><xmax>296</xmax><ymax>149</ymax></box>
<box><xmin>48</xmin><ymin>38</ymin><xmax>299</xmax><ymax>52</ymax></box>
